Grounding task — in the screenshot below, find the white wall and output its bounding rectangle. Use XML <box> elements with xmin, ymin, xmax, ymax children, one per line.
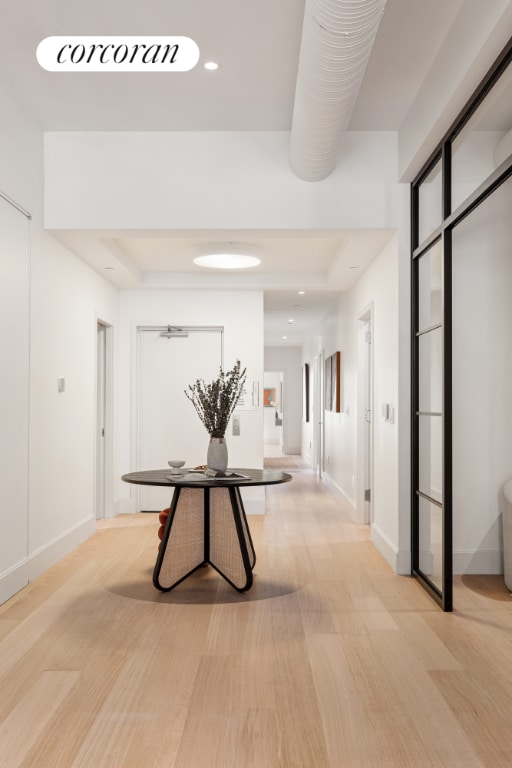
<box><xmin>347</xmin><ymin>238</ymin><xmax>400</xmax><ymax>567</ymax></box>
<box><xmin>44</xmin><ymin>131</ymin><xmax>400</xmax><ymax>231</ymax></box>
<box><xmin>398</xmin><ymin>1</ymin><xmax>512</xmax><ymax>180</ymax></box>
<box><xmin>0</xmin><ymin>197</ymin><xmax>30</xmax><ymax>603</ymax></box>
<box><xmin>302</xmin><ymin>235</ymin><xmax>402</xmax><ymax>571</ymax></box>
<box><xmin>452</xmin><ymin>180</ymin><xmax>512</xmax><ymax>573</ymax></box>
<box><xmin>29</xmin><ymin>231</ymin><xmax>119</xmax><ymax>551</ymax></box>
<box><xmin>0</xmin><ymin>80</ymin><xmax>119</xmax><ymax>602</ymax></box>
<box><xmin>117</xmin><ymin>290</ymin><xmax>265</xmax><ymax>514</ymax></box>
<box><xmin>264</xmin><ymin>346</ymin><xmax>302</xmax><ymax>454</ymax></box>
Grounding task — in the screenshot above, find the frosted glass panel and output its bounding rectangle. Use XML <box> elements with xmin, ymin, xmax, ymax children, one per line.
<box><xmin>418</xmin><ymin>158</ymin><xmax>442</xmax><ymax>244</ymax></box>
<box><xmin>418</xmin><ymin>415</ymin><xmax>442</xmax><ymax>504</ymax></box>
<box><xmin>418</xmin><ymin>241</ymin><xmax>443</xmax><ymax>332</ymax></box>
<box><xmin>452</xmin><ymin>63</ymin><xmax>512</xmax><ymax>211</ymax></box>
<box><xmin>418</xmin><ymin>328</ymin><xmax>443</xmax><ymax>414</ymax></box>
<box><xmin>452</xmin><ymin>180</ymin><xmax>512</xmax><ymax>562</ymax></box>
<box><xmin>418</xmin><ymin>496</ymin><xmax>442</xmax><ymax>591</ymax></box>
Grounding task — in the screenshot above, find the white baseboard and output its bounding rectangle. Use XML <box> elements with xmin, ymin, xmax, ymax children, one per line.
<box><xmin>395</xmin><ymin>547</ymin><xmax>412</xmax><ymax>575</ymax></box>
<box><xmin>372</xmin><ymin>542</ymin><xmax>504</xmax><ymax>577</ymax></box>
<box><xmin>0</xmin><ymin>515</ymin><xmax>96</xmax><ymax>605</ymax></box>
<box><xmin>240</xmin><ymin>486</ymin><xmax>266</xmax><ymax>515</ymax></box>
<box><xmin>322</xmin><ymin>472</ymin><xmax>356</xmax><ymax>512</ymax></box>
<box><xmin>244</xmin><ymin>499</ymin><xmax>265</xmax><ymax>515</ymax></box>
<box><xmin>453</xmin><ymin>548</ymin><xmax>503</xmax><ymax>575</ymax></box>
<box><xmin>283</xmin><ymin>445</ymin><xmax>301</xmax><ymax>455</ymax></box>
<box><xmin>371</xmin><ymin>523</ymin><xmax>411</xmax><ymax>575</ymax></box>
<box><xmin>0</xmin><ymin>568</ymin><xmax>29</xmax><ymax>606</ymax></box>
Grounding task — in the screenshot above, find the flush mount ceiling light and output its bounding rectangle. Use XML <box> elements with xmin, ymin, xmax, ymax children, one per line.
<box><xmin>193</xmin><ymin>244</ymin><xmax>261</xmax><ymax>270</ymax></box>
<box><xmin>203</xmin><ymin>61</ymin><xmax>219</xmax><ymax>71</ymax></box>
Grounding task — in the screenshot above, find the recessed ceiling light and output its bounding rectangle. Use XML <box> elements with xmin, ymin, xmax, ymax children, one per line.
<box><xmin>298</xmin><ymin>290</ymin><xmax>305</xmax><ymax>295</ymax></box>
<box><xmin>203</xmin><ymin>61</ymin><xmax>219</xmax><ymax>71</ymax></box>
<box><xmin>193</xmin><ymin>243</ymin><xmax>261</xmax><ymax>270</ymax></box>
<box><xmin>288</xmin><ymin>319</ymin><xmax>294</xmax><ymax>323</ymax></box>
<box><xmin>282</xmin><ymin>336</ymin><xmax>288</xmax><ymax>340</ymax></box>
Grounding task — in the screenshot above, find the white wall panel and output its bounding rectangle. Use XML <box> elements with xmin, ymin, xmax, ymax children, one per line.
<box><xmin>44</xmin><ymin>131</ymin><xmax>399</xmax><ymax>231</ymax></box>
<box><xmin>0</xmin><ymin>196</ymin><xmax>30</xmax><ymax>602</ymax></box>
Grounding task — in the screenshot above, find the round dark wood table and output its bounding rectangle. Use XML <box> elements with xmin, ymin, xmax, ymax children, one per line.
<box><xmin>122</xmin><ymin>469</ymin><xmax>292</xmax><ymax>592</ymax></box>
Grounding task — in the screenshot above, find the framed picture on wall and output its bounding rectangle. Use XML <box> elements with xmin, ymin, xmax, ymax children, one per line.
<box><xmin>263</xmin><ymin>387</ymin><xmax>275</xmax><ymax>407</ymax></box>
<box><xmin>302</xmin><ymin>363</ymin><xmax>310</xmax><ymax>422</ymax></box>
<box><xmin>324</xmin><ymin>355</ymin><xmax>332</xmax><ymax>411</ymax></box>
<box><xmin>331</xmin><ymin>351</ymin><xmax>342</xmax><ymax>413</ymax></box>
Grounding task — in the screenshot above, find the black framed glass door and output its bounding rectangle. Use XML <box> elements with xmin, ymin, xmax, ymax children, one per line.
<box><xmin>411</xmin><ymin>38</ymin><xmax>512</xmax><ymax>610</ymax></box>
<box><xmin>412</xmin><ymin>230</ymin><xmax>452</xmax><ymax>610</ymax></box>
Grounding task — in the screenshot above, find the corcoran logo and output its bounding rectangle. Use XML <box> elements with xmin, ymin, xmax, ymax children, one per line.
<box><xmin>36</xmin><ymin>36</ymin><xmax>200</xmax><ymax>72</ymax></box>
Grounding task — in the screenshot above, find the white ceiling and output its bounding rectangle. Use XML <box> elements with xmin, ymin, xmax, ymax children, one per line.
<box><xmin>0</xmin><ymin>0</ymin><xmax>461</xmax><ymax>345</ymax></box>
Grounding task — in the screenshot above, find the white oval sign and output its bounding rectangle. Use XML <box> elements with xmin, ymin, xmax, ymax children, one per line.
<box><xmin>36</xmin><ymin>36</ymin><xmax>200</xmax><ymax>72</ymax></box>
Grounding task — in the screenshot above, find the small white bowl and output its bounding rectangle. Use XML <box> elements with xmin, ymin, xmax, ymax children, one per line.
<box><xmin>168</xmin><ymin>460</ymin><xmax>185</xmax><ymax>474</ymax></box>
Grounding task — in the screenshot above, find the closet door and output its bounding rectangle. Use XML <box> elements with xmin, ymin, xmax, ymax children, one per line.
<box><xmin>0</xmin><ymin>196</ymin><xmax>30</xmax><ymax>603</ymax></box>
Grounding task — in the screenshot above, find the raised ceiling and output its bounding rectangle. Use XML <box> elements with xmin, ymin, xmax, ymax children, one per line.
<box><xmin>0</xmin><ymin>0</ymin><xmax>462</xmax><ymax>345</ymax></box>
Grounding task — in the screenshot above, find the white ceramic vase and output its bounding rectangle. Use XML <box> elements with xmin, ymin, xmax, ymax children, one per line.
<box><xmin>207</xmin><ymin>436</ymin><xmax>228</xmax><ymax>472</ymax></box>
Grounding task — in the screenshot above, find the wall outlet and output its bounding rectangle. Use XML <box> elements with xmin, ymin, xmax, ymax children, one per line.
<box><xmin>232</xmin><ymin>413</ymin><xmax>240</xmax><ymax>436</ymax></box>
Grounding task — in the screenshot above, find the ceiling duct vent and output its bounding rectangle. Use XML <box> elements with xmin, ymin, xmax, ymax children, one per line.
<box><xmin>290</xmin><ymin>0</ymin><xmax>387</xmax><ymax>181</ymax></box>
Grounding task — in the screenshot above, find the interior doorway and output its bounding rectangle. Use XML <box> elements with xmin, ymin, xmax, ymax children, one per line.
<box><xmin>357</xmin><ymin>308</ymin><xmax>373</xmax><ymax>524</ymax></box>
<box><xmin>263</xmin><ymin>370</ymin><xmax>284</xmax><ymax>456</ymax></box>
<box><xmin>95</xmin><ymin>320</ymin><xmax>113</xmax><ymax>520</ymax></box>
<box><xmin>313</xmin><ymin>351</ymin><xmax>324</xmax><ymax>477</ymax></box>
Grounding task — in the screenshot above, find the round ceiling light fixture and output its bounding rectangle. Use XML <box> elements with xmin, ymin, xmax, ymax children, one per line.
<box><xmin>193</xmin><ymin>244</ymin><xmax>261</xmax><ymax>270</ymax></box>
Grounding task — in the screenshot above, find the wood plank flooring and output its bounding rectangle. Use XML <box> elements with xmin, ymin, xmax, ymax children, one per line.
<box><xmin>1</xmin><ymin>472</ymin><xmax>512</xmax><ymax>767</ymax></box>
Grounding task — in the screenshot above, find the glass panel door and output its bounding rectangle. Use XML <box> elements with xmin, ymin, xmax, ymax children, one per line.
<box><xmin>411</xmin><ymin>38</ymin><xmax>512</xmax><ymax>611</ymax></box>
<box><xmin>412</xmin><ymin>239</ymin><xmax>452</xmax><ymax>610</ymax></box>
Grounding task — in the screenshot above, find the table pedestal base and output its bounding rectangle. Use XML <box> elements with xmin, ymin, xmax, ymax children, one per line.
<box><xmin>153</xmin><ymin>486</ymin><xmax>256</xmax><ymax>592</ymax></box>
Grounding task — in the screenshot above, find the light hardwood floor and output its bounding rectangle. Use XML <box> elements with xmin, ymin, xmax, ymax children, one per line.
<box><xmin>1</xmin><ymin>471</ymin><xmax>512</xmax><ymax>767</ymax></box>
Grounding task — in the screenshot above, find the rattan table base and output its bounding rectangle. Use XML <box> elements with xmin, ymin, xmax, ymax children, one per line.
<box><xmin>153</xmin><ymin>486</ymin><xmax>256</xmax><ymax>592</ymax></box>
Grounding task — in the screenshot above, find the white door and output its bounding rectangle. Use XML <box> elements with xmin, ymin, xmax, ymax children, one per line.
<box><xmin>138</xmin><ymin>327</ymin><xmax>223</xmax><ymax>511</ymax></box>
<box><xmin>357</xmin><ymin>315</ymin><xmax>373</xmax><ymax>524</ymax></box>
<box><xmin>0</xmin><ymin>196</ymin><xmax>30</xmax><ymax>603</ymax></box>
<box><xmin>96</xmin><ymin>323</ymin><xmax>106</xmax><ymax>520</ymax></box>
<box><xmin>314</xmin><ymin>352</ymin><xmax>324</xmax><ymax>477</ymax></box>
